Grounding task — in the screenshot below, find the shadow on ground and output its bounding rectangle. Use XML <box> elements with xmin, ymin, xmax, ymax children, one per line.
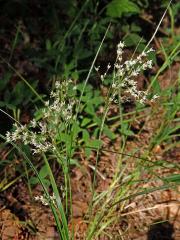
<box><xmin>147</xmin><ymin>219</ymin><xmax>174</xmax><ymax>240</ymax></box>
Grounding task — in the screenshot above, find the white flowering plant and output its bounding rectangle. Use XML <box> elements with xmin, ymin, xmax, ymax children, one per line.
<box><xmin>6</xmin><ymin>80</ymin><xmax>77</xmax><ymax>153</ymax></box>
<box><xmin>5</xmin><ymin>79</ymin><xmax>79</xmax><ymax>238</ymax></box>
<box><xmin>3</xmin><ymin>33</ymin><xmax>179</xmax><ymax>239</ymax></box>
<box><xmin>5</xmin><ymin>41</ymin><xmax>159</xmax><ymax>163</ymax></box>
<box><xmin>4</xmin><ymin>39</ymin><xmax>159</xmax><ymax>237</ymax></box>
<box><xmin>97</xmin><ymin>42</ymin><xmax>158</xmax><ymax>105</ymax></box>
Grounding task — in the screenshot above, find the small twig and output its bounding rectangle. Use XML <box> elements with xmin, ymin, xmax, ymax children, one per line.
<box><xmin>88</xmin><ymin>164</ymin><xmax>106</xmax><ymax>180</ymax></box>
<box><xmin>121</xmin><ymin>202</ymin><xmax>180</xmax><ymax>217</ymax></box>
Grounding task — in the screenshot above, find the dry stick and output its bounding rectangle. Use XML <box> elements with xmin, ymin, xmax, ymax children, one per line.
<box><xmin>76</xmin><ymin>23</ymin><xmax>111</xmax><ymax>115</ymax></box>
<box><xmin>120</xmin><ymin>202</ymin><xmax>180</xmax><ymax>217</ymax></box>
<box><xmin>0</xmin><ymin>108</ymin><xmax>21</xmax><ymax>126</ymax></box>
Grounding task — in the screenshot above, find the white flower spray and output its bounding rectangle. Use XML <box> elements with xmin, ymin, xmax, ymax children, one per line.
<box><xmin>5</xmin><ymin>41</ymin><xmax>159</xmax><ymax>209</ymax></box>
<box><xmin>34</xmin><ymin>193</ymin><xmax>56</xmax><ymax>206</ymax></box>
<box><xmin>6</xmin><ymin>80</ymin><xmax>76</xmax><ymax>155</ymax></box>
<box><xmin>6</xmin><ymin>42</ymin><xmax>158</xmax><ymax>152</ymax></box>
<box><xmin>98</xmin><ymin>42</ymin><xmax>158</xmax><ymax>104</ymax></box>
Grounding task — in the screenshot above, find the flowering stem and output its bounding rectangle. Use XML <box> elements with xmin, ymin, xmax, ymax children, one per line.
<box><xmin>89</xmin><ymin>88</ymin><xmax>112</xmax><ymax>217</ymax></box>
<box><xmin>42</xmin><ymin>153</ymin><xmax>69</xmax><ymax>239</ymax></box>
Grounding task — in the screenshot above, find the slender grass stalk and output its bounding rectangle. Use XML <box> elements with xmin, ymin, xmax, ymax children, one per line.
<box><xmin>148</xmin><ymin>41</ymin><xmax>180</xmax><ymax>90</ymax></box>
<box><xmin>0</xmin><ymin>110</ymin><xmax>69</xmax><ymax>239</ymax></box>
<box><xmin>76</xmin><ymin>23</ymin><xmax>111</xmax><ymax>115</ymax></box>
<box><xmin>42</xmin><ymin>154</ymin><xmax>69</xmax><ymax>239</ymax></box>
<box><xmin>0</xmin><ymin>56</ymin><xmax>44</xmax><ymax>103</ymax></box>
<box><xmin>85</xmin><ymin>146</ymin><xmax>180</xmax><ymax>170</ymax></box>
<box><xmin>0</xmin><ymin>133</ymin><xmax>68</xmax><ymax>239</ymax></box>
<box><xmin>144</xmin><ymin>0</ymin><xmax>173</xmax><ymax>51</ymax></box>
<box><xmin>89</xmin><ymin>91</ymin><xmax>112</xmax><ymax>217</ymax></box>
<box><xmin>9</xmin><ymin>24</ymin><xmax>20</xmax><ymax>62</ymax></box>
<box><xmin>109</xmin><ymin>182</ymin><xmax>178</xmax><ymax>210</ymax></box>
<box><xmin>55</xmin><ymin>0</ymin><xmax>90</xmax><ymax>71</ymax></box>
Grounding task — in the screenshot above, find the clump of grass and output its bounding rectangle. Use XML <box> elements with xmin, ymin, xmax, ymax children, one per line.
<box><xmin>1</xmin><ymin>1</ymin><xmax>179</xmax><ymax>238</ymax></box>
<box><xmin>4</xmin><ymin>40</ymin><xmax>159</xmax><ymax>238</ymax></box>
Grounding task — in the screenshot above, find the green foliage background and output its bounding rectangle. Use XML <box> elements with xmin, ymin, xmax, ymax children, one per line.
<box><xmin>0</xmin><ymin>0</ymin><xmax>179</xmax><ymax>125</ymax></box>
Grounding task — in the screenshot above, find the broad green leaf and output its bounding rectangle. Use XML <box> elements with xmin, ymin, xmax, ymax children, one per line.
<box><xmin>120</xmin><ymin>122</ymin><xmax>134</xmax><ymax>136</ymax></box>
<box><xmin>41</xmin><ymin>178</ymin><xmax>51</xmax><ymax>187</ymax></box>
<box><xmin>87</xmin><ymin>139</ymin><xmax>102</xmax><ymax>149</ymax></box>
<box><xmin>103</xmin><ymin>126</ymin><xmax>116</xmax><ymax>139</ymax></box>
<box><xmin>130</xmin><ymin>23</ymin><xmax>141</xmax><ymax>32</ymax></box>
<box><xmin>90</xmin><ymin>96</ymin><xmax>104</xmax><ymax>106</ymax></box>
<box><xmin>72</xmin><ymin>121</ymin><xmax>81</xmax><ymax>139</ymax></box>
<box><xmin>106</xmin><ymin>0</ymin><xmax>140</xmax><ymax>18</ymax></box>
<box><xmin>0</xmin><ymin>101</ymin><xmax>15</xmax><ymax>110</ymax></box>
<box><xmin>83</xmin><ymin>129</ymin><xmax>90</xmax><ymax>143</ymax></box>
<box><xmin>85</xmin><ymin>103</ymin><xmax>95</xmax><ymax>115</ymax></box>
<box><xmin>29</xmin><ymin>177</ymin><xmax>39</xmax><ymax>185</ymax></box>
<box><xmin>81</xmin><ymin>118</ymin><xmax>92</xmax><ymax>127</ymax></box>
<box><xmin>121</xmin><ymin>129</ymin><xmax>134</xmax><ymax>136</ymax></box>
<box><xmin>69</xmin><ymin>158</ymin><xmax>81</xmax><ymax>167</ymax></box>
<box><xmin>92</xmin><ymin>128</ymin><xmax>99</xmax><ymax>138</ymax></box>
<box><xmin>30</xmin><ymin>176</ymin><xmax>50</xmax><ymax>187</ymax></box>
<box><xmin>124</xmin><ymin>33</ymin><xmax>145</xmax><ymax>47</ymax></box>
<box><xmin>85</xmin><ymin>139</ymin><xmax>102</xmax><ymax>158</ymax></box>
<box><xmin>71</xmin><ymin>70</ymin><xmax>79</xmax><ymax>80</ymax></box>
<box><xmin>85</xmin><ymin>147</ymin><xmax>91</xmax><ymax>158</ymax></box>
<box><xmin>81</xmin><ymin>92</ymin><xmax>93</xmax><ymax>102</ymax></box>
<box><xmin>93</xmin><ymin>116</ymin><xmax>101</xmax><ymax>126</ymax></box>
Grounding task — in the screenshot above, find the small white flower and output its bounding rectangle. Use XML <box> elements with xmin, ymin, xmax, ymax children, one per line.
<box><xmin>45</xmin><ymin>100</ymin><xmax>49</xmax><ymax>107</ymax></box>
<box><xmin>34</xmin><ymin>193</ymin><xmax>56</xmax><ymax>206</ymax></box>
<box><xmin>117</xmin><ymin>49</ymin><xmax>123</xmax><ymax>56</ymax></box>
<box><xmin>141</xmin><ymin>51</ymin><xmax>147</xmax><ymax>57</ymax></box>
<box><xmin>117</xmin><ymin>41</ymin><xmax>125</xmax><ymax>49</ymax></box>
<box><xmin>112</xmin><ymin>83</ymin><xmax>116</xmax><ymax>88</ymax></box>
<box><xmin>30</xmin><ymin>119</ymin><xmax>37</xmax><ymax>128</ymax></box>
<box><xmin>39</xmin><ymin>122</ymin><xmax>47</xmax><ymax>134</ymax></box>
<box><xmin>6</xmin><ymin>132</ymin><xmax>11</xmax><ymax>142</ymax></box>
<box><xmin>117</xmin><ymin>69</ymin><xmax>124</xmax><ymax>77</ymax></box>
<box><xmin>107</xmin><ymin>63</ymin><xmax>111</xmax><ymax>70</ymax></box>
<box><xmin>94</xmin><ymin>66</ymin><xmax>100</xmax><ymax>72</ymax></box>
<box><xmin>151</xmin><ymin>94</ymin><xmax>159</xmax><ymax>102</ymax></box>
<box><xmin>55</xmin><ymin>81</ymin><xmax>60</xmax><ymax>88</ymax></box>
<box><xmin>147</xmin><ymin>47</ymin><xmax>154</xmax><ymax>53</ymax></box>
<box><xmin>131</xmin><ymin>70</ymin><xmax>138</xmax><ymax>77</ymax></box>
<box><xmin>100</xmin><ymin>75</ymin><xmax>104</xmax><ymax>81</ymax></box>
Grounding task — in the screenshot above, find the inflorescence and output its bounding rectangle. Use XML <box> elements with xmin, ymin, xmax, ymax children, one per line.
<box><xmin>6</xmin><ymin>41</ymin><xmax>158</xmax><ymax>153</ymax></box>
<box><xmin>96</xmin><ymin>41</ymin><xmax>158</xmax><ymax>104</ymax></box>
<box><xmin>6</xmin><ymin>80</ymin><xmax>76</xmax><ymax>154</ymax></box>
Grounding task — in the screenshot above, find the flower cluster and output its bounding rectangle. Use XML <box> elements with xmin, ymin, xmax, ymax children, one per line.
<box><xmin>97</xmin><ymin>41</ymin><xmax>158</xmax><ymax>104</ymax></box>
<box><xmin>6</xmin><ymin>122</ymin><xmax>53</xmax><ymax>154</ymax></box>
<box><xmin>45</xmin><ymin>80</ymin><xmax>76</xmax><ymax>122</ymax></box>
<box><xmin>6</xmin><ymin>80</ymin><xmax>76</xmax><ymax>154</ymax></box>
<box><xmin>34</xmin><ymin>193</ymin><xmax>56</xmax><ymax>206</ymax></box>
